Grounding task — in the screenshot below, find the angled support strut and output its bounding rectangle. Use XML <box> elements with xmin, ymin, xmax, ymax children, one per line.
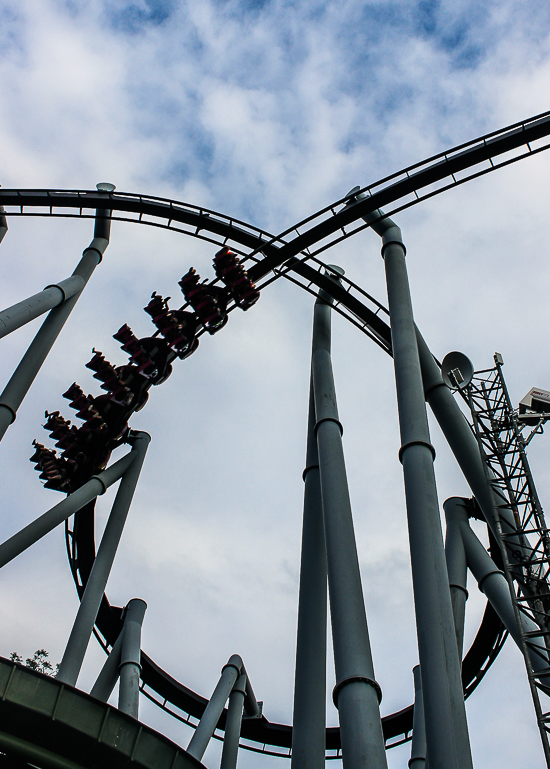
<box><xmin>0</xmin><ymin>203</ymin><xmax>112</xmax><ymax>442</ymax></box>
<box><xmin>57</xmin><ymin>431</ymin><xmax>150</xmax><ymax>687</ymax></box>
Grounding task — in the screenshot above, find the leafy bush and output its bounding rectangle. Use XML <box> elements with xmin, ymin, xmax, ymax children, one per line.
<box><xmin>10</xmin><ymin>649</ymin><xmax>59</xmax><ymax>676</ymax></box>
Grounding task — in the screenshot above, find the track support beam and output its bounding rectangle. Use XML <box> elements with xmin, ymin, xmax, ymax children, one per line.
<box><xmin>118</xmin><ymin>598</ymin><xmax>147</xmax><ymax>718</ymax></box>
<box><xmin>376</xmin><ymin>213</ymin><xmax>473</xmax><ymax>769</ymax></box>
<box><xmin>410</xmin><ymin>665</ymin><xmax>427</xmax><ymax>768</ymax></box>
<box><xmin>0</xmin><ymin>205</ymin><xmax>111</xmax><ymax>442</ymax></box>
<box><xmin>220</xmin><ymin>673</ymin><xmax>247</xmax><ymax>769</ymax></box>
<box><xmin>0</xmin><ymin>449</ymin><xmax>135</xmax><ymax>569</ymax></box>
<box><xmin>187</xmin><ymin>654</ymin><xmax>243</xmax><ymax>761</ymax></box>
<box><xmin>0</xmin><ymin>276</ymin><xmax>85</xmax><ymax>340</ymax></box>
<box><xmin>312</xmin><ymin>274</ymin><xmax>387</xmax><ymax>769</ymax></box>
<box><xmin>57</xmin><ymin>431</ymin><xmax>150</xmax><ymax>687</ymax></box>
<box><xmin>291</xmin><ymin>378</ymin><xmax>327</xmax><ymax>769</ymax></box>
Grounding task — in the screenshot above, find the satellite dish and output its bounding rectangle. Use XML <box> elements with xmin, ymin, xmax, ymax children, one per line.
<box><xmin>441</xmin><ymin>351</ymin><xmax>474</xmax><ymax>390</ymax></box>
<box><xmin>346</xmin><ymin>185</ymin><xmax>361</xmax><ymax>198</ymax></box>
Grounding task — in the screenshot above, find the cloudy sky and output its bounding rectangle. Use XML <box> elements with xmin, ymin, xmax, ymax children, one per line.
<box><xmin>1</xmin><ymin>0</ymin><xmax>550</xmax><ymax>767</ymax></box>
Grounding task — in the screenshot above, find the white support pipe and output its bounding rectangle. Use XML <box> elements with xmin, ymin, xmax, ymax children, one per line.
<box><xmin>187</xmin><ymin>655</ymin><xmax>243</xmax><ymax>761</ymax></box>
<box><xmin>0</xmin><ymin>276</ymin><xmax>85</xmax><ymax>339</ymax></box>
<box><xmin>409</xmin><ymin>665</ymin><xmax>427</xmax><ymax>769</ymax></box>
<box><xmin>444</xmin><ymin>497</ymin><xmax>550</xmax><ymax>683</ymax></box>
<box><xmin>90</xmin><ymin>627</ymin><xmax>124</xmax><ymax>703</ymax></box>
<box><xmin>118</xmin><ymin>598</ymin><xmax>147</xmax><ymax>718</ymax></box>
<box><xmin>0</xmin><ymin>449</ymin><xmax>136</xmax><ymax>570</ymax></box>
<box><xmin>444</xmin><ymin>499</ymin><xmax>469</xmax><ymax>659</ymax></box>
<box><xmin>367</xmin><ymin>201</ymin><xmax>472</xmax><ymax>769</ymax></box>
<box><xmin>57</xmin><ymin>432</ymin><xmax>150</xmax><ymax>687</ymax></box>
<box><xmin>220</xmin><ymin>673</ymin><xmax>247</xmax><ymax>769</ymax></box>
<box><xmin>0</xmin><ymin>205</ymin><xmax>7</xmax><ymax>245</ymax></box>
<box><xmin>0</xmin><ymin>203</ymin><xmax>111</xmax><ymax>442</ymax></box>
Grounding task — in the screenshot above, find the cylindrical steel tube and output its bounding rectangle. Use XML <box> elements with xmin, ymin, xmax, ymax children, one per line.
<box><xmin>312</xmin><ymin>295</ymin><xmax>387</xmax><ymax>769</ymax></box>
<box><xmin>0</xmin><ymin>276</ymin><xmax>85</xmax><ymax>340</ymax></box>
<box><xmin>444</xmin><ymin>498</ymin><xmax>469</xmax><ymax>658</ymax></box>
<box><xmin>409</xmin><ymin>665</ymin><xmax>427</xmax><ymax>768</ymax></box>
<box><xmin>240</xmin><ymin>664</ymin><xmax>261</xmax><ymax>718</ymax></box>
<box><xmin>0</xmin><ymin>211</ymin><xmax>110</xmax><ymax>441</ymax></box>
<box><xmin>90</xmin><ymin>627</ymin><xmax>124</xmax><ymax>703</ymax></box>
<box><xmin>382</xmin><ymin>228</ymin><xmax>472</xmax><ymax>769</ymax></box>
<box><xmin>118</xmin><ymin>598</ymin><xmax>147</xmax><ymax>718</ymax></box>
<box><xmin>220</xmin><ymin>673</ymin><xmax>247</xmax><ymax>769</ymax></box>
<box><xmin>0</xmin><ymin>450</ymin><xmax>135</xmax><ymax>570</ymax></box>
<box><xmin>291</xmin><ymin>379</ymin><xmax>327</xmax><ymax>769</ymax></box>
<box><xmin>445</xmin><ymin>497</ymin><xmax>550</xmax><ymax>681</ymax></box>
<box><xmin>0</xmin><ymin>205</ymin><xmax>7</xmax><ymax>245</ymax></box>
<box><xmin>187</xmin><ymin>654</ymin><xmax>243</xmax><ymax>761</ymax></box>
<box><xmin>56</xmin><ymin>432</ymin><xmax>150</xmax><ymax>686</ymax></box>
<box><xmin>416</xmin><ymin>331</ymin><xmax>527</xmax><ymax>561</ymax></box>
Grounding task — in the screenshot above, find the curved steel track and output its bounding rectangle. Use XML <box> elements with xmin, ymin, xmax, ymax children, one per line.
<box><xmin>3</xmin><ymin>109</ymin><xmax>550</xmax><ymax>756</ymax></box>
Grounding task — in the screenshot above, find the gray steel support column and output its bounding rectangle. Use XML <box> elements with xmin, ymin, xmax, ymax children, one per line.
<box><xmin>352</xmin><ymin>190</ymin><xmax>520</xmax><ymax>556</ymax></box>
<box><xmin>220</xmin><ymin>673</ymin><xmax>247</xmax><ymax>769</ymax></box>
<box><xmin>57</xmin><ymin>431</ymin><xmax>150</xmax><ymax>686</ymax></box>
<box><xmin>378</xmin><ymin>218</ymin><xmax>472</xmax><ymax>769</ymax></box>
<box><xmin>187</xmin><ymin>654</ymin><xmax>243</xmax><ymax>761</ymax></box>
<box><xmin>409</xmin><ymin>666</ymin><xmax>427</xmax><ymax>769</ymax></box>
<box><xmin>118</xmin><ymin>598</ymin><xmax>147</xmax><ymax>718</ymax></box>
<box><xmin>444</xmin><ymin>497</ymin><xmax>549</xmax><ymax>677</ymax></box>
<box><xmin>0</xmin><ymin>206</ymin><xmax>111</xmax><ymax>441</ymax></box>
<box><xmin>312</xmin><ymin>289</ymin><xmax>387</xmax><ymax>769</ymax></box>
<box><xmin>0</xmin><ymin>276</ymin><xmax>85</xmax><ymax>339</ymax></box>
<box><xmin>0</xmin><ymin>449</ymin><xmax>135</xmax><ymax>569</ymax></box>
<box><xmin>291</xmin><ymin>378</ymin><xmax>327</xmax><ymax>769</ymax></box>
<box><xmin>241</xmin><ymin>664</ymin><xmax>261</xmax><ymax>717</ymax></box>
<box><xmin>0</xmin><ymin>205</ymin><xmax>7</xmax><ymax>245</ymax></box>
<box><xmin>90</xmin><ymin>627</ymin><xmax>124</xmax><ymax>702</ymax></box>
<box><xmin>444</xmin><ymin>499</ymin><xmax>469</xmax><ymax>659</ymax></box>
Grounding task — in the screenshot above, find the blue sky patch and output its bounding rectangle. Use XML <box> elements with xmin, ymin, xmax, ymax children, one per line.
<box><xmin>105</xmin><ymin>0</ymin><xmax>174</xmax><ymax>33</ymax></box>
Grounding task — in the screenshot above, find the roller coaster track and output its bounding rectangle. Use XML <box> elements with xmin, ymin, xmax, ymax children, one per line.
<box><xmin>2</xmin><ymin>108</ymin><xmax>550</xmax><ymax>757</ymax></box>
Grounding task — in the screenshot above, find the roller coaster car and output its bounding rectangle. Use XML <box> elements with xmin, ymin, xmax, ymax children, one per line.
<box><xmin>144</xmin><ymin>293</ymin><xmax>200</xmax><ymax>356</ymax></box>
<box><xmin>213</xmin><ymin>247</ymin><xmax>260</xmax><ymax>310</ymax></box>
<box><xmin>127</xmin><ymin>338</ymin><xmax>173</xmax><ymax>385</ymax></box>
<box><xmin>179</xmin><ymin>268</ymin><xmax>229</xmax><ymax>334</ymax></box>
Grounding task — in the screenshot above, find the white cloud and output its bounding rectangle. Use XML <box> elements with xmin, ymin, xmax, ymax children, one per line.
<box><xmin>0</xmin><ymin>0</ymin><xmax>549</xmax><ymax>766</ymax></box>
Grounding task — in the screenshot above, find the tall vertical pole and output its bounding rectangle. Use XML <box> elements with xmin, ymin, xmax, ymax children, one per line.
<box><xmin>312</xmin><ymin>273</ymin><xmax>387</xmax><ymax>769</ymax></box>
<box><xmin>57</xmin><ymin>431</ymin><xmax>150</xmax><ymax>687</ymax></box>
<box><xmin>220</xmin><ymin>673</ymin><xmax>247</xmax><ymax>769</ymax></box>
<box><xmin>410</xmin><ymin>665</ymin><xmax>427</xmax><ymax>769</ymax></box>
<box><xmin>444</xmin><ymin>498</ymin><xmax>469</xmax><ymax>659</ymax></box>
<box><xmin>90</xmin><ymin>625</ymin><xmax>124</xmax><ymax>702</ymax></box>
<box><xmin>0</xmin><ymin>204</ymin><xmax>7</xmax><ymax>245</ymax></box>
<box><xmin>0</xmin><ymin>194</ymin><xmax>112</xmax><ymax>442</ymax></box>
<box><xmin>118</xmin><ymin>598</ymin><xmax>147</xmax><ymax>718</ymax></box>
<box><xmin>291</xmin><ymin>379</ymin><xmax>327</xmax><ymax>769</ymax></box>
<box><xmin>377</xmin><ymin>215</ymin><xmax>473</xmax><ymax>769</ymax></box>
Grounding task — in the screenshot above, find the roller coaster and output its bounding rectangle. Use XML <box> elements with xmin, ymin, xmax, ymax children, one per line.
<box><xmin>0</xmin><ymin>109</ymin><xmax>549</xmax><ymax>769</ymax></box>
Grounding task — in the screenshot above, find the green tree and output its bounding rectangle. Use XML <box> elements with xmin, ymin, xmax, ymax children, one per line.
<box><xmin>10</xmin><ymin>649</ymin><xmax>59</xmax><ymax>676</ymax></box>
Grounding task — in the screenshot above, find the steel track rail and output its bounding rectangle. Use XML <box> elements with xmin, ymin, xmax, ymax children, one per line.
<box><xmin>2</xmin><ymin>110</ymin><xmax>550</xmax><ymax>280</ymax></box>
